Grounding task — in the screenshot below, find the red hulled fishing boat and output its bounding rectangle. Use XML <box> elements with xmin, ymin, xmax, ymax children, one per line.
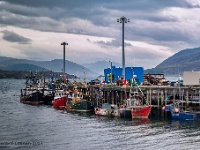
<box><xmin>52</xmin><ymin>90</ymin><xmax>68</xmax><ymax>109</ymax></box>
<box><xmin>131</xmin><ymin>105</ymin><xmax>152</xmax><ymax>118</ymax></box>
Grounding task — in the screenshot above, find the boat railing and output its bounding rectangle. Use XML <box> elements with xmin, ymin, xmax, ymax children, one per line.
<box><xmin>54</xmin><ymin>90</ymin><xmax>69</xmax><ymax>97</ymax></box>
<box><xmin>171</xmin><ymin>100</ymin><xmax>200</xmax><ymax>113</ymax></box>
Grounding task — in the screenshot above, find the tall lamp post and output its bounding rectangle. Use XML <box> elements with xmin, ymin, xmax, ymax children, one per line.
<box><xmin>117</xmin><ymin>16</ymin><xmax>130</xmax><ymax>80</ymax></box>
<box><xmin>61</xmin><ymin>42</ymin><xmax>68</xmax><ymax>77</ymax></box>
<box><xmin>109</xmin><ymin>59</ymin><xmax>113</xmax><ymax>84</ymax></box>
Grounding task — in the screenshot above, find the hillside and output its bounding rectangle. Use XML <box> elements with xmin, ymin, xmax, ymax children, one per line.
<box><xmin>1</xmin><ymin>64</ymin><xmax>49</xmax><ymax>72</ymax></box>
<box><xmin>0</xmin><ymin>56</ymin><xmax>97</xmax><ymax>79</ymax></box>
<box><xmin>32</xmin><ymin>59</ymin><xmax>98</xmax><ymax>78</ymax></box>
<box><xmin>145</xmin><ymin>47</ymin><xmax>200</xmax><ymax>75</ymax></box>
<box><xmin>1</xmin><ymin>47</ymin><xmax>200</xmax><ymax>78</ymax></box>
<box><xmin>0</xmin><ymin>70</ymin><xmax>75</xmax><ymax>79</ymax></box>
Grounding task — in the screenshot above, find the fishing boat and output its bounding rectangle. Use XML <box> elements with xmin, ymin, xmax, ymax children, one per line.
<box><xmin>119</xmin><ymin>92</ymin><xmax>152</xmax><ymax>119</ymax></box>
<box><xmin>20</xmin><ymin>89</ymin><xmax>45</xmax><ymax>105</ymax></box>
<box><xmin>65</xmin><ymin>86</ymin><xmax>94</xmax><ymax>112</ymax></box>
<box><xmin>119</xmin><ymin>94</ymin><xmax>138</xmax><ymax>118</ymax></box>
<box><xmin>51</xmin><ymin>79</ymin><xmax>73</xmax><ymax>109</ymax></box>
<box><xmin>66</xmin><ymin>96</ymin><xmax>94</xmax><ymax>113</ymax></box>
<box><xmin>131</xmin><ymin>78</ymin><xmax>152</xmax><ymax>119</ymax></box>
<box><xmin>120</xmin><ymin>76</ymin><xmax>152</xmax><ymax>118</ymax></box>
<box><xmin>20</xmin><ymin>71</ymin><xmax>56</xmax><ymax>105</ymax></box>
<box><xmin>111</xmin><ymin>105</ymin><xmax>120</xmax><ymax>117</ymax></box>
<box><xmin>94</xmin><ymin>103</ymin><xmax>119</xmax><ymax>116</ymax></box>
<box><xmin>131</xmin><ymin>105</ymin><xmax>152</xmax><ymax>119</ymax></box>
<box><xmin>66</xmin><ymin>93</ymin><xmax>94</xmax><ymax>112</ymax></box>
<box><xmin>20</xmin><ymin>72</ymin><xmax>46</xmax><ymax>105</ymax></box>
<box><xmin>21</xmin><ymin>87</ymin><xmax>55</xmax><ymax>105</ymax></box>
<box><xmin>43</xmin><ymin>89</ymin><xmax>54</xmax><ymax>105</ymax></box>
<box><xmin>129</xmin><ymin>77</ymin><xmax>152</xmax><ymax>119</ymax></box>
<box><xmin>166</xmin><ymin>100</ymin><xmax>200</xmax><ymax>120</ymax></box>
<box><xmin>42</xmin><ymin>81</ymin><xmax>56</xmax><ymax>105</ymax></box>
<box><xmin>52</xmin><ymin>89</ymin><xmax>68</xmax><ymax>109</ymax></box>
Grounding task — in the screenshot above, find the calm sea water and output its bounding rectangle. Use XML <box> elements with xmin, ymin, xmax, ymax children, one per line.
<box><xmin>1</xmin><ymin>79</ymin><xmax>200</xmax><ymax>150</ymax></box>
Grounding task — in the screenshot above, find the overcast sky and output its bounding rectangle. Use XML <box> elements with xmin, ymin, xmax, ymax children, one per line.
<box><xmin>0</xmin><ymin>0</ymin><xmax>200</xmax><ymax>69</ymax></box>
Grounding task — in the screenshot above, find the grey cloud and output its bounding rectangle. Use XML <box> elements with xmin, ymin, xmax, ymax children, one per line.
<box><xmin>92</xmin><ymin>38</ymin><xmax>132</xmax><ymax>48</ymax></box>
<box><xmin>135</xmin><ymin>13</ymin><xmax>178</xmax><ymax>23</ymax></box>
<box><xmin>3</xmin><ymin>0</ymin><xmax>95</xmax><ymax>9</ymax></box>
<box><xmin>1</xmin><ymin>0</ymin><xmax>99</xmax><ymax>20</ymax></box>
<box><xmin>185</xmin><ymin>0</ymin><xmax>200</xmax><ymax>8</ymax></box>
<box><xmin>0</xmin><ymin>1</ymin><xmax>186</xmax><ymax>30</ymax></box>
<box><xmin>0</xmin><ymin>1</ymin><xmax>67</xmax><ymax>20</ymax></box>
<box><xmin>0</xmin><ymin>10</ymin><xmax>63</xmax><ymax>32</ymax></box>
<box><xmin>1</xmin><ymin>0</ymin><xmax>187</xmax><ymax>23</ymax></box>
<box><xmin>128</xmin><ymin>21</ymin><xmax>196</xmax><ymax>44</ymax></box>
<box><xmin>1</xmin><ymin>0</ymin><xmax>200</xmax><ymax>48</ymax></box>
<box><xmin>3</xmin><ymin>0</ymin><xmax>186</xmax><ymax>12</ymax></box>
<box><xmin>127</xmin><ymin>48</ymin><xmax>164</xmax><ymax>60</ymax></box>
<box><xmin>1</xmin><ymin>30</ymin><xmax>31</xmax><ymax>44</ymax></box>
<box><xmin>20</xmin><ymin>47</ymin><xmax>57</xmax><ymax>61</ymax></box>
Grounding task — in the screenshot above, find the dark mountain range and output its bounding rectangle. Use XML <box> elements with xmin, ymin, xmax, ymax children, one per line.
<box><xmin>1</xmin><ymin>47</ymin><xmax>200</xmax><ymax>78</ymax></box>
<box><xmin>0</xmin><ymin>56</ymin><xmax>98</xmax><ymax>79</ymax></box>
<box><xmin>145</xmin><ymin>47</ymin><xmax>200</xmax><ymax>75</ymax></box>
<box><xmin>1</xmin><ymin>63</ymin><xmax>48</xmax><ymax>72</ymax></box>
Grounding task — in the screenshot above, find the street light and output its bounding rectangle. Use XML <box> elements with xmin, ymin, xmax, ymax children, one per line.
<box><xmin>117</xmin><ymin>16</ymin><xmax>130</xmax><ymax>80</ymax></box>
<box><xmin>61</xmin><ymin>42</ymin><xmax>68</xmax><ymax>76</ymax></box>
<box><xmin>109</xmin><ymin>59</ymin><xmax>113</xmax><ymax>84</ymax></box>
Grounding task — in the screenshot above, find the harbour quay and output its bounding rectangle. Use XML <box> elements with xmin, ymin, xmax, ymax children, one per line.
<box><xmin>75</xmin><ymin>84</ymin><xmax>200</xmax><ymax>118</ymax></box>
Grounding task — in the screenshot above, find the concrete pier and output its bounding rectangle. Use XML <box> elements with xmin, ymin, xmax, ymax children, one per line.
<box><xmin>74</xmin><ymin>84</ymin><xmax>200</xmax><ymax>115</ymax></box>
<box><xmin>74</xmin><ymin>85</ymin><xmax>200</xmax><ymax>108</ymax></box>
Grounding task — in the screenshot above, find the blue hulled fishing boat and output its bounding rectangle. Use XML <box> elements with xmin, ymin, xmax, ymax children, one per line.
<box><xmin>165</xmin><ymin>100</ymin><xmax>200</xmax><ymax>120</ymax></box>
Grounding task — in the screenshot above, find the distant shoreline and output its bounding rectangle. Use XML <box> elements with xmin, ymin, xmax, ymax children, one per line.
<box><xmin>0</xmin><ymin>70</ymin><xmax>72</xmax><ymax>79</ymax></box>
<box><xmin>0</xmin><ymin>70</ymin><xmax>28</xmax><ymax>79</ymax></box>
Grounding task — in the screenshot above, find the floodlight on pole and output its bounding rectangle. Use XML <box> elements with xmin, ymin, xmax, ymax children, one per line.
<box><xmin>117</xmin><ymin>16</ymin><xmax>130</xmax><ymax>80</ymax></box>
<box><xmin>61</xmin><ymin>42</ymin><xmax>68</xmax><ymax>76</ymax></box>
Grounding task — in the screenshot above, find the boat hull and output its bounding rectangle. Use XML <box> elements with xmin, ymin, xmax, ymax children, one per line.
<box><xmin>119</xmin><ymin>107</ymin><xmax>132</xmax><ymax>118</ymax></box>
<box><xmin>66</xmin><ymin>100</ymin><xmax>94</xmax><ymax>113</ymax></box>
<box><xmin>95</xmin><ymin>103</ymin><xmax>119</xmax><ymax>117</ymax></box>
<box><xmin>167</xmin><ymin>100</ymin><xmax>200</xmax><ymax>120</ymax></box>
<box><xmin>112</xmin><ymin>109</ymin><xmax>120</xmax><ymax>117</ymax></box>
<box><xmin>94</xmin><ymin>108</ymin><xmax>113</xmax><ymax>116</ymax></box>
<box><xmin>44</xmin><ymin>93</ymin><xmax>54</xmax><ymax>105</ymax></box>
<box><xmin>171</xmin><ymin>112</ymin><xmax>195</xmax><ymax>120</ymax></box>
<box><xmin>20</xmin><ymin>91</ymin><xmax>45</xmax><ymax>105</ymax></box>
<box><xmin>94</xmin><ymin>108</ymin><xmax>120</xmax><ymax>117</ymax></box>
<box><xmin>131</xmin><ymin>105</ymin><xmax>152</xmax><ymax>119</ymax></box>
<box><xmin>52</xmin><ymin>97</ymin><xmax>67</xmax><ymax>110</ymax></box>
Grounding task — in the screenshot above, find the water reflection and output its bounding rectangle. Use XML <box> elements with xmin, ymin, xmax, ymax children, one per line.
<box><xmin>2</xmin><ymin>79</ymin><xmax>200</xmax><ymax>150</ymax></box>
<box><xmin>131</xmin><ymin>118</ymin><xmax>151</xmax><ymax>126</ymax></box>
<box><xmin>171</xmin><ymin>120</ymin><xmax>200</xmax><ymax>129</ymax></box>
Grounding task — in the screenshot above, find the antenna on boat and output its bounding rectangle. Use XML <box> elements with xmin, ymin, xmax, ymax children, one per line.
<box><xmin>82</xmin><ymin>67</ymin><xmax>86</xmax><ymax>85</ymax></box>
